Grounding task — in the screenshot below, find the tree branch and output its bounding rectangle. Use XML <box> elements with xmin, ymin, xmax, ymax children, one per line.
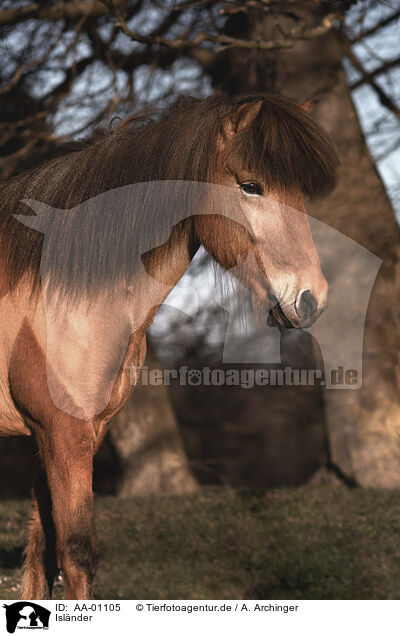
<box><xmin>349</xmin><ymin>10</ymin><xmax>400</xmax><ymax>44</ymax></box>
<box><xmin>349</xmin><ymin>56</ymin><xmax>400</xmax><ymax>91</ymax></box>
<box><xmin>110</xmin><ymin>7</ymin><xmax>340</xmax><ymax>53</ymax></box>
<box><xmin>0</xmin><ymin>26</ymin><xmax>64</xmax><ymax>96</ymax></box>
<box><xmin>0</xmin><ymin>1</ymin><xmax>129</xmax><ymax>28</ymax></box>
<box><xmin>341</xmin><ymin>36</ymin><xmax>400</xmax><ymax>121</ymax></box>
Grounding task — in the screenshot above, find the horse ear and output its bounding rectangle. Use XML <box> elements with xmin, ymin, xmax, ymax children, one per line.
<box><xmin>301</xmin><ymin>99</ymin><xmax>317</xmax><ymax>114</ymax></box>
<box><xmin>224</xmin><ymin>100</ymin><xmax>263</xmax><ymax>137</ymax></box>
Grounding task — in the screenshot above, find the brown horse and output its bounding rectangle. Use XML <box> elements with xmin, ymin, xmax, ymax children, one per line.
<box><xmin>0</xmin><ymin>93</ymin><xmax>337</xmax><ymax>599</ymax></box>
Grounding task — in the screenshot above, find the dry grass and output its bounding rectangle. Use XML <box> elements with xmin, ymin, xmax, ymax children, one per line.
<box><xmin>1</xmin><ymin>486</ymin><xmax>400</xmax><ymax>599</ymax></box>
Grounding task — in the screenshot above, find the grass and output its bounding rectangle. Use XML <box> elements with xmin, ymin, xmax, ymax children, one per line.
<box><xmin>1</xmin><ymin>486</ymin><xmax>400</xmax><ymax>599</ymax></box>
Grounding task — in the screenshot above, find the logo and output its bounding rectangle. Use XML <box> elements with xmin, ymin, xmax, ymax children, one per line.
<box><xmin>3</xmin><ymin>603</ymin><xmax>50</xmax><ymax>633</ymax></box>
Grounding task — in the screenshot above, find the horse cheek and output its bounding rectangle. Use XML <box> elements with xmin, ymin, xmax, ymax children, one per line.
<box><xmin>194</xmin><ymin>215</ymin><xmax>253</xmax><ymax>270</ymax></box>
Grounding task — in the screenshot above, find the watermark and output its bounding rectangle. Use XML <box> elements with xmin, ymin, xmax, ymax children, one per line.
<box><xmin>130</xmin><ymin>365</ymin><xmax>358</xmax><ymax>389</ymax></box>
<box><xmin>12</xmin><ymin>181</ymin><xmax>382</xmax><ymax>417</ymax></box>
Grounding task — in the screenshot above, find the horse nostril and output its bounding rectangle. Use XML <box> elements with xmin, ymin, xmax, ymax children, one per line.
<box><xmin>295</xmin><ymin>289</ymin><xmax>318</xmax><ymax>321</ymax></box>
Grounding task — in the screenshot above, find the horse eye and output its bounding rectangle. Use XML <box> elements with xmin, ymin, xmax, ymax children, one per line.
<box><xmin>240</xmin><ymin>182</ymin><xmax>263</xmax><ymax>196</ymax></box>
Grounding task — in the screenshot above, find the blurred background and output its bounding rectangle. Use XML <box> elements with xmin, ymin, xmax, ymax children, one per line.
<box><xmin>0</xmin><ymin>0</ymin><xmax>400</xmax><ymax>498</ymax></box>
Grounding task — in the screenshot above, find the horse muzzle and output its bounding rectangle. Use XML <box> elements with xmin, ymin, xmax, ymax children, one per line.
<box><xmin>267</xmin><ymin>289</ymin><xmax>326</xmax><ymax>329</ymax></box>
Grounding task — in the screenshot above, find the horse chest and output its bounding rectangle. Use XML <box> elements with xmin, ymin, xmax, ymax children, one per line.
<box><xmin>44</xmin><ymin>306</ymin><xmax>135</xmax><ymax>419</ymax></box>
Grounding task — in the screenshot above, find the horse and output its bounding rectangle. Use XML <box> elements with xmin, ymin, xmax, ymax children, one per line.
<box><xmin>0</xmin><ymin>93</ymin><xmax>337</xmax><ymax>599</ymax></box>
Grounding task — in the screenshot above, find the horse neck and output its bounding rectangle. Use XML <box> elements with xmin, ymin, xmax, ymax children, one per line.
<box><xmin>127</xmin><ymin>217</ymin><xmax>200</xmax><ymax>331</ymax></box>
<box><xmin>141</xmin><ymin>216</ymin><xmax>198</xmax><ymax>283</ymax></box>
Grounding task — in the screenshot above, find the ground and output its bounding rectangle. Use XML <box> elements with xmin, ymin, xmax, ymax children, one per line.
<box><xmin>1</xmin><ymin>486</ymin><xmax>400</xmax><ymax>599</ymax></box>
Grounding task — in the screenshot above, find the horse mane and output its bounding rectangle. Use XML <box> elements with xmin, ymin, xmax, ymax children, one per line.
<box><xmin>0</xmin><ymin>93</ymin><xmax>338</xmax><ymax>300</ymax></box>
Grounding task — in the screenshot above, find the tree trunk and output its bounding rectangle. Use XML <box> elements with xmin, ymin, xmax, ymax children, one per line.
<box><xmin>108</xmin><ymin>341</ymin><xmax>198</xmax><ymax>495</ymax></box>
<box><xmin>208</xmin><ymin>3</ymin><xmax>400</xmax><ymax>487</ymax></box>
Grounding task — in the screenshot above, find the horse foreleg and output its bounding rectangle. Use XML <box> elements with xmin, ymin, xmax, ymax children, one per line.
<box><xmin>10</xmin><ymin>319</ymin><xmax>100</xmax><ymax>599</ymax></box>
<box><xmin>36</xmin><ymin>417</ymin><xmax>99</xmax><ymax>600</ymax></box>
<box><xmin>20</xmin><ymin>460</ymin><xmax>57</xmax><ymax>600</ymax></box>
